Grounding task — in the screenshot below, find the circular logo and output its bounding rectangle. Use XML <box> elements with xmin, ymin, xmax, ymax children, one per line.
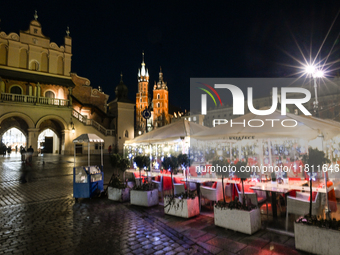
<box><xmin>142</xmin><ymin>110</ymin><xmax>151</xmax><ymax>119</ymax></box>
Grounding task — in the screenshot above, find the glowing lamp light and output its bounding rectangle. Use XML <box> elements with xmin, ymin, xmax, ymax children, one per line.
<box><xmin>305</xmin><ymin>65</ymin><xmax>315</xmax><ymax>74</ymax></box>
<box><xmin>315</xmin><ymin>70</ymin><xmax>324</xmax><ymax>78</ymax></box>
<box><xmin>133</xmin><ymin>162</ymin><xmax>137</xmax><ymax>169</ymax></box>
<box><xmin>164</xmin><ymin>147</ymin><xmax>169</xmax><ymax>152</ymax></box>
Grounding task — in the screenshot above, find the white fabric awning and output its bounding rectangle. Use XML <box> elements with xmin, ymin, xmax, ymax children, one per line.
<box><xmin>192</xmin><ymin>110</ymin><xmax>340</xmax><ymax>141</ymax></box>
<box><xmin>125</xmin><ymin>119</ymin><xmax>210</xmax><ymax>145</ymax></box>
<box><xmin>73</xmin><ymin>133</ymin><xmax>104</xmax><ymax>143</ymax></box>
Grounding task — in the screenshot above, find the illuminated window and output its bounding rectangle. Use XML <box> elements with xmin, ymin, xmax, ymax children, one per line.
<box><xmin>157</xmin><ymin>94</ymin><xmax>160</xmax><ymax>99</ymax></box>
<box><xmin>124</xmin><ymin>130</ymin><xmax>129</xmax><ymax>138</ymax></box>
<box><xmin>193</xmin><ymin>116</ymin><xmax>196</xmax><ymax>121</ymax></box>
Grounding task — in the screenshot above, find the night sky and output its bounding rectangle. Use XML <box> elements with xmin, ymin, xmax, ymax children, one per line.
<box><xmin>1</xmin><ymin>0</ymin><xmax>340</xmax><ymax>111</ymax></box>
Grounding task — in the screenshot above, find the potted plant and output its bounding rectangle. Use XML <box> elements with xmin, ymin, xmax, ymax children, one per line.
<box><xmin>130</xmin><ymin>155</ymin><xmax>158</xmax><ymax>207</ymax></box>
<box><xmin>294</xmin><ymin>148</ymin><xmax>336</xmax><ymax>254</ymax></box>
<box><xmin>214</xmin><ymin>159</ymin><xmax>261</xmax><ymax>235</ymax></box>
<box><xmin>163</xmin><ymin>154</ymin><xmax>199</xmax><ymax>218</ymax></box>
<box><xmin>107</xmin><ymin>154</ymin><xmax>131</xmax><ymax>202</ymax></box>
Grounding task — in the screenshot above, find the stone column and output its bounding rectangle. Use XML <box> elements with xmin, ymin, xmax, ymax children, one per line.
<box><xmin>62</xmin><ymin>129</ymin><xmax>74</xmax><ymax>155</ymax></box>
<box><xmin>27</xmin><ymin>128</ymin><xmax>39</xmax><ymax>156</ymax></box>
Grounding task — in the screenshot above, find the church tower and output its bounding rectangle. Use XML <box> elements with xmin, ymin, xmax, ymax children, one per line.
<box><xmin>153</xmin><ymin>67</ymin><xmax>169</xmax><ymax>128</ymax></box>
<box><xmin>136</xmin><ymin>52</ymin><xmax>149</xmax><ymax>133</ymax></box>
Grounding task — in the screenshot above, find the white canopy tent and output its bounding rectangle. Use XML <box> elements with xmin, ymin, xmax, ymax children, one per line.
<box><xmin>125</xmin><ymin>119</ymin><xmax>210</xmax><ymax>145</ymax></box>
<box><xmin>192</xmin><ymin>110</ymin><xmax>340</xmax><ymax>141</ymax></box>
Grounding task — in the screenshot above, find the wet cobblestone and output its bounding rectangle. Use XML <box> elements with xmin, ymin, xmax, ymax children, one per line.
<box><xmin>0</xmin><ymin>155</ymin><xmax>307</xmax><ymax>254</ymax></box>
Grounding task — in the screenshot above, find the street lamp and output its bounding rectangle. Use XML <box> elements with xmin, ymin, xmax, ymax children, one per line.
<box><xmin>304</xmin><ymin>65</ymin><xmax>324</xmax><ymax>117</ymax></box>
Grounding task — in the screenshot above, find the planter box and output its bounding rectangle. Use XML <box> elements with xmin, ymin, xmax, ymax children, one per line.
<box><xmin>164</xmin><ymin>196</ymin><xmax>200</xmax><ymax>218</ymax></box>
<box><xmin>108</xmin><ymin>187</ymin><xmax>130</xmax><ymax>202</ymax></box>
<box><xmin>130</xmin><ymin>189</ymin><xmax>159</xmax><ymax>207</ymax></box>
<box><xmin>214</xmin><ymin>207</ymin><xmax>261</xmax><ymax>235</ymax></box>
<box><xmin>294</xmin><ymin>222</ymin><xmax>340</xmax><ymax>255</ymax></box>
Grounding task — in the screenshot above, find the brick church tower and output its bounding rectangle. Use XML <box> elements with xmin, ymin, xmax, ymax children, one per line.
<box><xmin>153</xmin><ymin>67</ymin><xmax>169</xmax><ymax>127</ymax></box>
<box><xmin>135</xmin><ymin>52</ymin><xmax>149</xmax><ymax>133</ymax></box>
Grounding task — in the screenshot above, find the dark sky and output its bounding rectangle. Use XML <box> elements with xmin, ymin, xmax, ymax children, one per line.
<box><xmin>1</xmin><ymin>0</ymin><xmax>340</xmax><ymax>111</ymax></box>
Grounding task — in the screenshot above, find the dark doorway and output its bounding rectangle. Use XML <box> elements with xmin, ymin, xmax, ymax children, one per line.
<box><xmin>43</xmin><ymin>137</ymin><xmax>53</xmax><ymax>153</ymax></box>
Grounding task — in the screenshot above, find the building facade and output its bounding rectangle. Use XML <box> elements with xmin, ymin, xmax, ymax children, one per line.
<box><xmin>0</xmin><ymin>13</ymin><xmax>133</xmax><ymax>155</ymax></box>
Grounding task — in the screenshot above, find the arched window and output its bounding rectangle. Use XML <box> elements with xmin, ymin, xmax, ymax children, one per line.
<box><xmin>0</xmin><ymin>44</ymin><xmax>7</xmax><ymax>65</ymax></box>
<box><xmin>30</xmin><ymin>61</ymin><xmax>39</xmax><ymax>71</ymax></box>
<box><xmin>157</xmin><ymin>103</ymin><xmax>160</xmax><ymax>108</ymax></box>
<box><xmin>124</xmin><ymin>130</ymin><xmax>129</xmax><ymax>138</ymax></box>
<box><xmin>10</xmin><ymin>86</ymin><xmax>22</xmax><ymax>95</ymax></box>
<box><xmin>157</xmin><ymin>94</ymin><xmax>160</xmax><ymax>99</ymax></box>
<box><xmin>45</xmin><ymin>91</ymin><xmax>55</xmax><ymax>98</ymax></box>
<box><xmin>140</xmin><ymin>98</ymin><xmax>142</xmax><ymax>102</ymax></box>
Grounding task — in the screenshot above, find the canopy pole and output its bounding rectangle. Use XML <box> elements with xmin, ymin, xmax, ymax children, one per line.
<box><xmin>268</xmin><ymin>139</ymin><xmax>273</xmax><ymax>166</ymax></box>
<box><xmin>230</xmin><ymin>142</ymin><xmax>232</xmax><ymax>162</ymax></box>
<box><xmin>74</xmin><ymin>144</ymin><xmax>76</xmax><ymax>168</ymax></box>
<box><xmin>101</xmin><ymin>142</ymin><xmax>103</xmax><ymax>168</ymax></box>
<box><xmin>320</xmin><ymin>134</ymin><xmax>331</xmax><ymax>220</ymax></box>
<box><xmin>259</xmin><ymin>139</ymin><xmax>264</xmax><ymax>174</ymax></box>
<box><xmin>88</xmin><ymin>142</ymin><xmax>90</xmax><ymax>166</ymax></box>
<box><xmin>238</xmin><ymin>142</ymin><xmax>241</xmax><ymax>161</ymax></box>
<box><xmin>149</xmin><ymin>144</ymin><xmax>152</xmax><ymax>171</ymax></box>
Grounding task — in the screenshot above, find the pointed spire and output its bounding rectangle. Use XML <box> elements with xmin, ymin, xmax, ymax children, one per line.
<box><xmin>120</xmin><ymin>72</ymin><xmax>123</xmax><ymax>82</ymax></box>
<box><xmin>66</xmin><ymin>26</ymin><xmax>70</xmax><ymax>36</ymax></box>
<box><xmin>159</xmin><ymin>66</ymin><xmax>163</xmax><ymax>82</ymax></box>
<box><xmin>34</xmin><ymin>10</ymin><xmax>38</xmax><ymax>21</ymax></box>
<box><xmin>142</xmin><ymin>51</ymin><xmax>145</xmax><ymax>63</ymax></box>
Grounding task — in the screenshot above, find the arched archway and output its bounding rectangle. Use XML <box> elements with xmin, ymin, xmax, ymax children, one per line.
<box><xmin>1</xmin><ymin>127</ymin><xmax>27</xmax><ymax>155</ymax></box>
<box><xmin>0</xmin><ymin>112</ymin><xmax>35</xmax><ymax>129</ymax></box>
<box><xmin>38</xmin><ymin>128</ymin><xmax>59</xmax><ymax>154</ymax></box>
<box><xmin>36</xmin><ymin>116</ymin><xmax>67</xmax><ymax>155</ymax></box>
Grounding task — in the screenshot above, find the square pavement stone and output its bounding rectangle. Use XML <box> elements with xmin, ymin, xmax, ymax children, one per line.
<box><xmin>262</xmin><ymin>242</ymin><xmax>301</xmax><ymax>255</ymax></box>
<box><xmin>237</xmin><ymin>236</ymin><xmax>270</xmax><ymax>249</ymax></box>
<box><xmin>259</xmin><ymin>232</ymin><xmax>290</xmax><ymax>244</ymax></box>
<box><xmin>206</xmin><ymin>236</ymin><xmax>246</xmax><ymax>254</ymax></box>
<box><xmin>237</xmin><ymin>246</ymin><xmax>273</xmax><ymax>255</ymax></box>
<box><xmin>197</xmin><ymin>241</ymin><xmax>222</xmax><ymax>254</ymax></box>
<box><xmin>194</xmin><ymin>233</ymin><xmax>216</xmax><ymax>243</ymax></box>
<box><xmin>182</xmin><ymin>229</ymin><xmax>207</xmax><ymax>240</ymax></box>
<box><xmin>200</xmin><ymin>225</ymin><xmax>232</xmax><ymax>237</ymax></box>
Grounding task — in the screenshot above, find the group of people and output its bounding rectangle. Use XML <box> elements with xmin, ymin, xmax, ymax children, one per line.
<box><xmin>20</xmin><ymin>145</ymin><xmax>34</xmax><ymax>164</ymax></box>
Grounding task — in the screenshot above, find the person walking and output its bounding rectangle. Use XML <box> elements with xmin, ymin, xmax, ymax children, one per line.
<box><xmin>27</xmin><ymin>145</ymin><xmax>34</xmax><ymax>164</ymax></box>
<box><xmin>108</xmin><ymin>145</ymin><xmax>112</xmax><ymax>155</ymax></box>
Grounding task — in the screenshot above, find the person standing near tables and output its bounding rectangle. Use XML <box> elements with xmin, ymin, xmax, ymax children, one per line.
<box><xmin>108</xmin><ymin>145</ymin><xmax>112</xmax><ymax>155</ymax></box>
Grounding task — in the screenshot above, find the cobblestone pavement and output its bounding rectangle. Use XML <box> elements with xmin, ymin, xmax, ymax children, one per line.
<box><xmin>0</xmin><ymin>155</ymin><xmax>309</xmax><ymax>255</ymax></box>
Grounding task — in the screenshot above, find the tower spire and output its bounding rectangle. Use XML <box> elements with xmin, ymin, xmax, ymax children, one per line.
<box><xmin>120</xmin><ymin>72</ymin><xmax>123</xmax><ymax>82</ymax></box>
<box><xmin>66</xmin><ymin>26</ymin><xmax>70</xmax><ymax>37</ymax></box>
<box><xmin>34</xmin><ymin>10</ymin><xmax>38</xmax><ymax>21</ymax></box>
